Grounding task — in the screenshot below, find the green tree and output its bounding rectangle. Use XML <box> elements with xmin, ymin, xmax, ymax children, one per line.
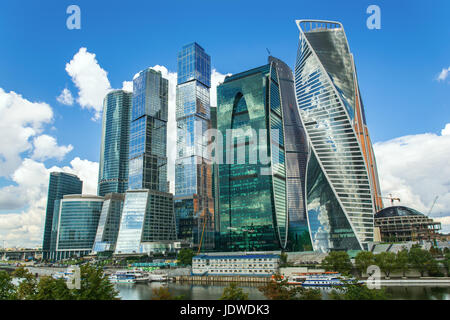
<box><xmin>0</xmin><ymin>271</ymin><xmax>17</xmax><ymax>300</ymax></box>
<box><xmin>280</xmin><ymin>252</ymin><xmax>288</xmax><ymax>267</ymax></box>
<box><xmin>375</xmin><ymin>252</ymin><xmax>397</xmax><ymax>278</ymax></box>
<box><xmin>177</xmin><ymin>249</ymin><xmax>195</xmax><ymax>266</ymax></box>
<box><xmin>72</xmin><ymin>264</ymin><xmax>119</xmax><ymax>300</ymax></box>
<box><xmin>408</xmin><ymin>247</ymin><xmax>434</xmax><ymax>277</ymax></box>
<box><xmin>258</xmin><ymin>274</ymin><xmax>322</xmax><ymax>300</ymax></box>
<box><xmin>321</xmin><ymin>251</ymin><xmax>352</xmax><ymax>275</ymax></box>
<box><xmin>35</xmin><ymin>276</ymin><xmax>73</xmax><ymax>300</ymax></box>
<box><xmin>355</xmin><ymin>251</ymin><xmax>375</xmax><ymax>277</ymax></box>
<box><xmin>330</xmin><ymin>281</ymin><xmax>388</xmax><ymax>300</ymax></box>
<box><xmin>220</xmin><ymin>282</ymin><xmax>249</xmax><ymax>300</ymax></box>
<box><xmin>396</xmin><ymin>250</ymin><xmax>410</xmax><ymax>278</ymax></box>
<box><xmin>12</xmin><ymin>267</ymin><xmax>37</xmax><ymax>300</ymax></box>
<box><xmin>443</xmin><ymin>252</ymin><xmax>450</xmax><ymax>277</ymax></box>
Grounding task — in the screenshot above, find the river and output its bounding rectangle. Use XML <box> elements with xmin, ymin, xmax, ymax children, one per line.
<box><xmin>115</xmin><ymin>282</ymin><xmax>450</xmax><ymax>300</ymax></box>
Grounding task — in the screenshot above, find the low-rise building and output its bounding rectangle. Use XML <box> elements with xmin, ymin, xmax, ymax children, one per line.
<box><xmin>192</xmin><ymin>252</ymin><xmax>280</xmax><ymax>276</ymax></box>
<box><xmin>375</xmin><ymin>206</ymin><xmax>442</xmax><ymax>242</ymax></box>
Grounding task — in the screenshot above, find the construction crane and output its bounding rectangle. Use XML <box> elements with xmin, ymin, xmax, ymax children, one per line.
<box><xmin>428</xmin><ymin>196</ymin><xmax>439</xmax><ymax>215</ymax></box>
<box><xmin>380</xmin><ymin>194</ymin><xmax>401</xmax><ymax>206</ymax></box>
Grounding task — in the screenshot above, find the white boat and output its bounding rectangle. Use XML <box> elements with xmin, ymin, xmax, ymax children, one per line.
<box><xmin>52</xmin><ymin>267</ymin><xmax>75</xmax><ymax>281</ymax></box>
<box><xmin>109</xmin><ymin>270</ymin><xmax>149</xmax><ymax>284</ymax></box>
<box><xmin>287</xmin><ymin>272</ymin><xmax>359</xmax><ymax>287</ymax></box>
<box><xmin>148</xmin><ymin>273</ymin><xmax>168</xmax><ymax>282</ymax></box>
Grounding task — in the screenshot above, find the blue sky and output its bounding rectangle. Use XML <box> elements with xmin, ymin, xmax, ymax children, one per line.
<box><xmin>0</xmin><ymin>0</ymin><xmax>449</xmax><ymax>246</ymax></box>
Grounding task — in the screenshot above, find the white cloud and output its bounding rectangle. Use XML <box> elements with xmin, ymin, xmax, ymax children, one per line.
<box><xmin>441</xmin><ymin>124</ymin><xmax>450</xmax><ymax>136</ymax></box>
<box><xmin>437</xmin><ymin>66</ymin><xmax>450</xmax><ymax>82</ymax></box>
<box><xmin>0</xmin><ymin>88</ymin><xmax>53</xmax><ymax>177</ymax></box>
<box><xmin>0</xmin><ymin>157</ymin><xmax>99</xmax><ymax>248</ymax></box>
<box><xmin>31</xmin><ymin>134</ymin><xmax>73</xmax><ymax>161</ymax></box>
<box><xmin>65</xmin><ymin>47</ymin><xmax>111</xmax><ymax>119</ymax></box>
<box><xmin>211</xmin><ymin>68</ymin><xmax>231</xmax><ymax>107</ymax></box>
<box><xmin>122</xmin><ymin>81</ymin><xmax>133</xmax><ymax>92</ymax></box>
<box><xmin>56</xmin><ymin>88</ymin><xmax>74</xmax><ymax>105</ymax></box>
<box><xmin>374</xmin><ymin>124</ymin><xmax>450</xmax><ymax>233</ymax></box>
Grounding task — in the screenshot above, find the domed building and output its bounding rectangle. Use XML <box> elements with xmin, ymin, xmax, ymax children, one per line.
<box><xmin>375</xmin><ymin>206</ymin><xmax>441</xmax><ymax>242</ymax></box>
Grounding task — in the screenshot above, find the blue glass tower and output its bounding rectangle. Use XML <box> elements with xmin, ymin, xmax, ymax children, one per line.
<box><xmin>128</xmin><ymin>68</ymin><xmax>168</xmax><ymax>192</ymax></box>
<box><xmin>42</xmin><ymin>172</ymin><xmax>83</xmax><ymax>260</ymax></box>
<box><xmin>115</xmin><ymin>67</ymin><xmax>177</xmax><ymax>255</ymax></box>
<box><xmin>98</xmin><ymin>90</ymin><xmax>132</xmax><ymax>196</ymax></box>
<box><xmin>175</xmin><ymin>43</ymin><xmax>214</xmax><ymax>251</ymax></box>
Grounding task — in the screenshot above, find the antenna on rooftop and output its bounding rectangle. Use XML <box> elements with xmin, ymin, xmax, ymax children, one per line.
<box><xmin>266</xmin><ymin>48</ymin><xmax>271</xmax><ymax>56</ymax></box>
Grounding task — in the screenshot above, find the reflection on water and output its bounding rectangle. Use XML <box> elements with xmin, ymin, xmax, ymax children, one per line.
<box><xmin>116</xmin><ymin>282</ymin><xmax>450</xmax><ymax>300</ymax></box>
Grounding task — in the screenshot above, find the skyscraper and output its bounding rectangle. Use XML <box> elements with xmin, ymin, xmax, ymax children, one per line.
<box><xmin>42</xmin><ymin>172</ymin><xmax>83</xmax><ymax>260</ymax></box>
<box><xmin>128</xmin><ymin>68</ymin><xmax>168</xmax><ymax>192</ymax></box>
<box><xmin>216</xmin><ymin>61</ymin><xmax>289</xmax><ymax>252</ymax></box>
<box><xmin>115</xmin><ymin>67</ymin><xmax>177</xmax><ymax>255</ymax></box>
<box><xmin>51</xmin><ymin>194</ymin><xmax>104</xmax><ymax>260</ymax></box>
<box><xmin>175</xmin><ymin>43</ymin><xmax>214</xmax><ymax>251</ymax></box>
<box><xmin>98</xmin><ymin>90</ymin><xmax>132</xmax><ymax>196</ymax></box>
<box><xmin>269</xmin><ymin>57</ymin><xmax>312</xmax><ymax>252</ymax></box>
<box><xmin>294</xmin><ymin>20</ymin><xmax>382</xmax><ymax>251</ymax></box>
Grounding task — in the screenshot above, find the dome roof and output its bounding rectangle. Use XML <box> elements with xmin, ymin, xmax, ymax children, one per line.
<box><xmin>375</xmin><ymin>206</ymin><xmax>425</xmax><ymax>218</ymax></box>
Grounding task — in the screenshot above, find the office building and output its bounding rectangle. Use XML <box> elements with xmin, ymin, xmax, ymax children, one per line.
<box><xmin>215</xmin><ymin>61</ymin><xmax>289</xmax><ymax>252</ymax></box>
<box><xmin>114</xmin><ymin>189</ymin><xmax>177</xmax><ymax>255</ymax></box>
<box><xmin>294</xmin><ymin>20</ymin><xmax>382</xmax><ymax>251</ymax></box>
<box><xmin>98</xmin><ymin>90</ymin><xmax>132</xmax><ymax>196</ymax></box>
<box><xmin>92</xmin><ymin>193</ymin><xmax>125</xmax><ymax>254</ymax></box>
<box><xmin>114</xmin><ymin>67</ymin><xmax>177</xmax><ymax>255</ymax></box>
<box><xmin>269</xmin><ymin>57</ymin><xmax>312</xmax><ymax>252</ymax></box>
<box><xmin>42</xmin><ymin>172</ymin><xmax>83</xmax><ymax>260</ymax></box>
<box><xmin>50</xmin><ymin>194</ymin><xmax>104</xmax><ymax>260</ymax></box>
<box><xmin>175</xmin><ymin>43</ymin><xmax>214</xmax><ymax>251</ymax></box>
<box><xmin>128</xmin><ymin>68</ymin><xmax>168</xmax><ymax>192</ymax></box>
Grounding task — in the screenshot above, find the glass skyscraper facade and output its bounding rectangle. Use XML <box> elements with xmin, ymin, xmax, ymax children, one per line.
<box><xmin>216</xmin><ymin>62</ymin><xmax>289</xmax><ymax>252</ymax></box>
<box><xmin>98</xmin><ymin>90</ymin><xmax>132</xmax><ymax>196</ymax></box>
<box><xmin>114</xmin><ymin>189</ymin><xmax>176</xmax><ymax>254</ymax></box>
<box><xmin>269</xmin><ymin>57</ymin><xmax>312</xmax><ymax>252</ymax></box>
<box><xmin>294</xmin><ymin>20</ymin><xmax>381</xmax><ymax>251</ymax></box>
<box><xmin>51</xmin><ymin>194</ymin><xmax>104</xmax><ymax>260</ymax></box>
<box><xmin>92</xmin><ymin>193</ymin><xmax>125</xmax><ymax>253</ymax></box>
<box><xmin>42</xmin><ymin>172</ymin><xmax>83</xmax><ymax>260</ymax></box>
<box><xmin>128</xmin><ymin>68</ymin><xmax>168</xmax><ymax>192</ymax></box>
<box><xmin>175</xmin><ymin>43</ymin><xmax>214</xmax><ymax>251</ymax></box>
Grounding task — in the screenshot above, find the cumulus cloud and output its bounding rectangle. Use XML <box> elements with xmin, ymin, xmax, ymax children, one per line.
<box><xmin>56</xmin><ymin>88</ymin><xmax>74</xmax><ymax>105</ymax></box>
<box><xmin>211</xmin><ymin>68</ymin><xmax>231</xmax><ymax>107</ymax></box>
<box><xmin>31</xmin><ymin>134</ymin><xmax>73</xmax><ymax>161</ymax></box>
<box><xmin>437</xmin><ymin>66</ymin><xmax>450</xmax><ymax>82</ymax></box>
<box><xmin>65</xmin><ymin>47</ymin><xmax>112</xmax><ymax>119</ymax></box>
<box><xmin>122</xmin><ymin>81</ymin><xmax>133</xmax><ymax>92</ymax></box>
<box><xmin>374</xmin><ymin>124</ymin><xmax>450</xmax><ymax>233</ymax></box>
<box><xmin>0</xmin><ymin>157</ymin><xmax>99</xmax><ymax>248</ymax></box>
<box><xmin>0</xmin><ymin>88</ymin><xmax>53</xmax><ymax>177</ymax></box>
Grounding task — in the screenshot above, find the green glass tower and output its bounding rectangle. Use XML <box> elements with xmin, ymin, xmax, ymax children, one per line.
<box><xmin>216</xmin><ymin>62</ymin><xmax>288</xmax><ymax>252</ymax></box>
<box><xmin>98</xmin><ymin>90</ymin><xmax>132</xmax><ymax>196</ymax></box>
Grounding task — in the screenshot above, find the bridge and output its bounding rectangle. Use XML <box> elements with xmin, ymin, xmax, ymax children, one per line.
<box><xmin>0</xmin><ymin>249</ymin><xmax>43</xmax><ymax>261</ymax></box>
